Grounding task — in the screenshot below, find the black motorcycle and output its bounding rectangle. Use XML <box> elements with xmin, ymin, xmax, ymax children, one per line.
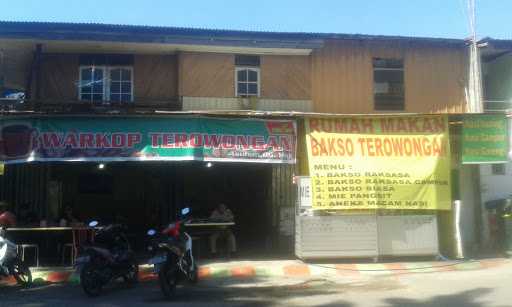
<box><xmin>75</xmin><ymin>221</ymin><xmax>138</xmax><ymax>297</ymax></box>
<box><xmin>147</xmin><ymin>208</ymin><xmax>198</xmax><ymax>299</ymax></box>
<box><xmin>0</xmin><ymin>227</ymin><xmax>32</xmax><ymax>286</ymax></box>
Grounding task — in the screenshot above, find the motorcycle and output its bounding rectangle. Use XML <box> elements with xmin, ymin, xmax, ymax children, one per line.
<box><xmin>147</xmin><ymin>207</ymin><xmax>198</xmax><ymax>299</ymax></box>
<box><xmin>0</xmin><ymin>227</ymin><xmax>32</xmax><ymax>286</ymax></box>
<box><xmin>75</xmin><ymin>221</ymin><xmax>138</xmax><ymax>297</ymax></box>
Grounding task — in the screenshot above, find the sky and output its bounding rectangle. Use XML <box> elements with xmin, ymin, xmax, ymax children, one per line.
<box><xmin>0</xmin><ymin>0</ymin><xmax>509</xmax><ymax>39</ymax></box>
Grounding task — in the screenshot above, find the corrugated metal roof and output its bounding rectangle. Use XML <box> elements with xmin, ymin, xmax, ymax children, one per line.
<box><xmin>479</xmin><ymin>37</ymin><xmax>512</xmax><ymax>50</ymax></box>
<box><xmin>0</xmin><ymin>20</ymin><xmax>466</xmax><ymax>48</ymax></box>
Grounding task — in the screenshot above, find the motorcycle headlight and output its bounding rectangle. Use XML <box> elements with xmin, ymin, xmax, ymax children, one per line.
<box><xmin>0</xmin><ymin>243</ymin><xmax>6</xmax><ymax>260</ymax></box>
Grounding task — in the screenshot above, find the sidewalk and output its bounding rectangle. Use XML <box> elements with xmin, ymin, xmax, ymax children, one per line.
<box><xmin>0</xmin><ymin>258</ymin><xmax>508</xmax><ymax>286</ymax></box>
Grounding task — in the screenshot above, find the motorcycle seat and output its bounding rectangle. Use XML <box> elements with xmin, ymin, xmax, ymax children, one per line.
<box><xmin>86</xmin><ymin>246</ymin><xmax>114</xmax><ymax>260</ymax></box>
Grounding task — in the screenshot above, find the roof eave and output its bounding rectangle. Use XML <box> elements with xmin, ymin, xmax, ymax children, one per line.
<box><xmin>0</xmin><ymin>31</ymin><xmax>324</xmax><ymax>50</ymax></box>
<box><xmin>0</xmin><ymin>21</ymin><xmax>466</xmax><ymax>49</ymax></box>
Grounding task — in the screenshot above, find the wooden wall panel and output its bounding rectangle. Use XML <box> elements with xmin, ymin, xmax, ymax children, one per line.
<box><xmin>404</xmin><ymin>45</ymin><xmax>467</xmax><ymax>113</ymax></box>
<box><xmin>260</xmin><ymin>55</ymin><xmax>311</xmax><ymax>99</ymax></box>
<box><xmin>0</xmin><ymin>40</ymin><xmax>33</xmax><ymax>91</ymax></box>
<box><xmin>311</xmin><ymin>40</ymin><xmax>467</xmax><ymax>114</ymax></box>
<box><xmin>39</xmin><ymin>54</ymin><xmax>179</xmax><ymax>103</ymax></box>
<box><xmin>134</xmin><ymin>54</ymin><xmax>178</xmax><ymax>102</ymax></box>
<box><xmin>40</xmin><ymin>54</ymin><xmax>79</xmax><ymax>101</ymax></box>
<box><xmin>311</xmin><ymin>40</ymin><xmax>373</xmax><ymax>114</ymax></box>
<box><xmin>178</xmin><ymin>52</ymin><xmax>234</xmax><ymax>97</ymax></box>
<box><xmin>35</xmin><ymin>40</ymin><xmax>466</xmax><ymax>113</ymax></box>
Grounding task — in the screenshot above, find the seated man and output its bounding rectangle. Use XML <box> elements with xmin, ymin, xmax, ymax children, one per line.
<box><xmin>60</xmin><ymin>205</ymin><xmax>82</xmax><ymax>227</ymax></box>
<box><xmin>209</xmin><ymin>203</ymin><xmax>237</xmax><ymax>257</ymax></box>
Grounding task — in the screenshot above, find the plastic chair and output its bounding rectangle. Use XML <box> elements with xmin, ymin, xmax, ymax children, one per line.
<box><xmin>61</xmin><ymin>228</ymin><xmax>94</xmax><ymax>265</ymax></box>
<box><xmin>17</xmin><ymin>244</ymin><xmax>39</xmax><ymax>267</ymax></box>
<box><xmin>61</xmin><ymin>243</ymin><xmax>74</xmax><ymax>266</ymax></box>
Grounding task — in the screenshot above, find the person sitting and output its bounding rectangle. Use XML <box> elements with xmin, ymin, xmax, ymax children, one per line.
<box><xmin>19</xmin><ymin>203</ymin><xmax>38</xmax><ymax>226</ymax></box>
<box><xmin>60</xmin><ymin>205</ymin><xmax>81</xmax><ymax>227</ymax></box>
<box><xmin>0</xmin><ymin>202</ymin><xmax>16</xmax><ymax>228</ymax></box>
<box><xmin>209</xmin><ymin>203</ymin><xmax>237</xmax><ymax>258</ymax></box>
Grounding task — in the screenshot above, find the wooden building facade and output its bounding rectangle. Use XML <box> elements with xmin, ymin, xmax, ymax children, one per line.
<box><xmin>0</xmin><ymin>22</ymin><xmax>472</xmax><ymax>257</ymax></box>
<box><xmin>0</xmin><ymin>21</ymin><xmax>469</xmax><ymax>115</ymax></box>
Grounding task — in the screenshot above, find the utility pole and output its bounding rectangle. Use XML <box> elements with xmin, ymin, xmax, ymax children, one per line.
<box><xmin>467</xmin><ymin>0</ymin><xmax>483</xmax><ymax>113</ymax></box>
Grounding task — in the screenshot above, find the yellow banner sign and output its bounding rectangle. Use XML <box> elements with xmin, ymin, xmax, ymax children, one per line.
<box><xmin>306</xmin><ymin>116</ymin><xmax>451</xmax><ymax>210</ymax></box>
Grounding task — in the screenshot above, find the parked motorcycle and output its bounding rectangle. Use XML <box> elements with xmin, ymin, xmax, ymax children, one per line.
<box><xmin>0</xmin><ymin>227</ymin><xmax>32</xmax><ymax>286</ymax></box>
<box><xmin>147</xmin><ymin>207</ymin><xmax>198</xmax><ymax>299</ymax></box>
<box><xmin>75</xmin><ymin>221</ymin><xmax>138</xmax><ymax>297</ymax></box>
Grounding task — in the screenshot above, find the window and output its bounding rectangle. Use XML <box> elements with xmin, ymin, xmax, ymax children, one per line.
<box><xmin>235</xmin><ymin>55</ymin><xmax>260</xmax><ymax>97</ymax></box>
<box><xmin>235</xmin><ymin>55</ymin><xmax>260</xmax><ymax>67</ymax></box>
<box><xmin>79</xmin><ymin>66</ymin><xmax>133</xmax><ymax>103</ymax></box>
<box><xmin>373</xmin><ymin>58</ymin><xmax>404</xmax><ymax>111</ymax></box>
<box><xmin>236</xmin><ymin>67</ymin><xmax>260</xmax><ymax>97</ymax></box>
<box><xmin>79</xmin><ymin>67</ymin><xmax>105</xmax><ymax>102</ymax></box>
<box><xmin>492</xmin><ymin>164</ymin><xmax>506</xmax><ymax>175</ymax></box>
<box><xmin>109</xmin><ymin>68</ymin><xmax>132</xmax><ymax>102</ymax></box>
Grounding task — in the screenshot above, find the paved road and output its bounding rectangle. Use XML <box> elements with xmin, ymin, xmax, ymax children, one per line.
<box><xmin>0</xmin><ymin>262</ymin><xmax>511</xmax><ymax>307</ymax></box>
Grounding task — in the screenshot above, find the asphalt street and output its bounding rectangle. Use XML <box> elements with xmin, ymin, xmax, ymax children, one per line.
<box><xmin>0</xmin><ymin>261</ymin><xmax>510</xmax><ymax>307</ymax></box>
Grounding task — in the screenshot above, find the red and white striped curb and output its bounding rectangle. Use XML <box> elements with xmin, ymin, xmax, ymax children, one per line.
<box><xmin>0</xmin><ymin>258</ymin><xmax>506</xmax><ymax>286</ymax></box>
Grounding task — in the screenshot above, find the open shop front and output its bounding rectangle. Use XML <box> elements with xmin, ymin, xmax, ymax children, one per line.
<box><xmin>0</xmin><ymin>115</ymin><xmax>297</xmax><ymax>266</ymax></box>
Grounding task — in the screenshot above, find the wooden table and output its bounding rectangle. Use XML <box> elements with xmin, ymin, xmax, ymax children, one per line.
<box><xmin>185</xmin><ymin>222</ymin><xmax>235</xmax><ymax>227</ymax></box>
<box><xmin>7</xmin><ymin>227</ymin><xmax>94</xmax><ymax>231</ymax></box>
<box><xmin>184</xmin><ymin>221</ymin><xmax>235</xmax><ymax>259</ymax></box>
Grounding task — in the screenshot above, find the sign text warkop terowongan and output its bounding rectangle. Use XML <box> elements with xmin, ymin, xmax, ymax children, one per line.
<box><xmin>0</xmin><ymin>117</ymin><xmax>297</xmax><ymax>164</ymax></box>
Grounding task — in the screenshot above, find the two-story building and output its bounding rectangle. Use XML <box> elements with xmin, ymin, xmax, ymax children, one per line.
<box><xmin>0</xmin><ymin>21</ymin><xmax>473</xmax><ymax>261</ymax></box>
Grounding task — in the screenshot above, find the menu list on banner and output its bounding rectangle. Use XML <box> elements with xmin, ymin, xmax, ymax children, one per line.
<box><xmin>305</xmin><ymin>116</ymin><xmax>452</xmax><ymax>210</ymax></box>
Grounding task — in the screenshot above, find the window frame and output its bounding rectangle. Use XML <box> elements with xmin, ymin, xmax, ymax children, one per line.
<box><xmin>107</xmin><ymin>66</ymin><xmax>134</xmax><ymax>103</ymax></box>
<box><xmin>235</xmin><ymin>66</ymin><xmax>260</xmax><ymax>98</ymax></box>
<box><xmin>372</xmin><ymin>58</ymin><xmax>405</xmax><ymax>111</ymax></box>
<box><xmin>78</xmin><ymin>65</ymin><xmax>106</xmax><ymax>103</ymax></box>
<box><xmin>78</xmin><ymin>65</ymin><xmax>134</xmax><ymax>103</ymax></box>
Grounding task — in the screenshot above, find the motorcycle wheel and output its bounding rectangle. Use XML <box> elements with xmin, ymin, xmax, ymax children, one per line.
<box><xmin>189</xmin><ymin>262</ymin><xmax>198</xmax><ymax>284</ymax></box>
<box><xmin>158</xmin><ymin>264</ymin><xmax>177</xmax><ymax>299</ymax></box>
<box><xmin>80</xmin><ymin>263</ymin><xmax>103</xmax><ymax>297</ymax></box>
<box><xmin>12</xmin><ymin>260</ymin><xmax>32</xmax><ymax>287</ymax></box>
<box><xmin>123</xmin><ymin>259</ymin><xmax>139</xmax><ymax>285</ymax></box>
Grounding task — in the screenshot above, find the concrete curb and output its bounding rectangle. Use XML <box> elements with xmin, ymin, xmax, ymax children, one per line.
<box><xmin>0</xmin><ymin>258</ymin><xmax>507</xmax><ymax>286</ymax></box>
<box><xmin>197</xmin><ymin>258</ymin><xmax>507</xmax><ymax>279</ymax></box>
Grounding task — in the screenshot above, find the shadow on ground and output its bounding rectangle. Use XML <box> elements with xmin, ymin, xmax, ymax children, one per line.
<box><xmin>0</xmin><ymin>276</ymin><xmax>355</xmax><ymax>307</ymax></box>
<box><xmin>0</xmin><ymin>277</ymin><xmax>498</xmax><ymax>307</ymax></box>
<box><xmin>142</xmin><ymin>278</ymin><xmax>355</xmax><ymax>306</ymax></box>
<box><xmin>382</xmin><ymin>288</ymin><xmax>495</xmax><ymax>307</ymax></box>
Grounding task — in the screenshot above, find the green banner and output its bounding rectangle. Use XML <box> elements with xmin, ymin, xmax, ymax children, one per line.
<box><xmin>462</xmin><ymin>114</ymin><xmax>508</xmax><ymax>164</ymax></box>
<box><xmin>0</xmin><ymin>116</ymin><xmax>296</xmax><ymax>164</ymax></box>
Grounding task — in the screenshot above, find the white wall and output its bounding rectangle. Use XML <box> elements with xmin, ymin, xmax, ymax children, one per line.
<box><xmin>478</xmin><ymin>117</ymin><xmax>512</xmax><ymax>247</ymax></box>
<box><xmin>459</xmin><ymin>165</ymin><xmax>479</xmax><ymax>252</ymax></box>
<box><xmin>479</xmin><ymin>163</ymin><xmax>512</xmax><ymax>246</ymax></box>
